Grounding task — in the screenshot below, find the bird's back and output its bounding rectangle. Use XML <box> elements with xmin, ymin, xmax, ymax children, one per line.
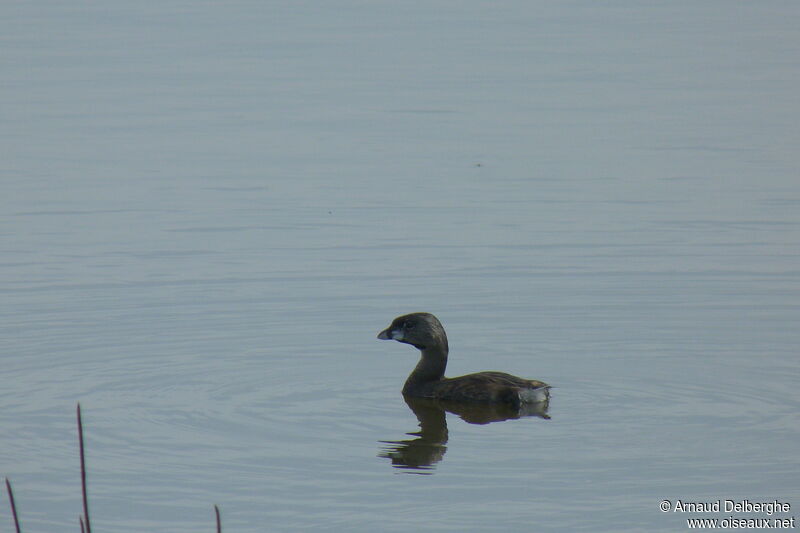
<box><xmin>406</xmin><ymin>371</ymin><xmax>550</xmax><ymax>407</ymax></box>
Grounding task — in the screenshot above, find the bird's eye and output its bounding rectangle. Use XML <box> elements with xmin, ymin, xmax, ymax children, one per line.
<box><xmin>404</xmin><ymin>321</ymin><xmax>415</xmax><ymax>330</ymax></box>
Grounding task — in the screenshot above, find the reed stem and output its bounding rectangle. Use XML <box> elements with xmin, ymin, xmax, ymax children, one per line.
<box><xmin>5</xmin><ymin>477</ymin><xmax>22</xmax><ymax>533</ymax></box>
<box><xmin>77</xmin><ymin>404</ymin><xmax>91</xmax><ymax>533</ymax></box>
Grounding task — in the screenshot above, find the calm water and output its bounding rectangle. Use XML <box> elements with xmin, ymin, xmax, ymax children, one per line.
<box><xmin>2</xmin><ymin>1</ymin><xmax>799</xmax><ymax>531</ymax></box>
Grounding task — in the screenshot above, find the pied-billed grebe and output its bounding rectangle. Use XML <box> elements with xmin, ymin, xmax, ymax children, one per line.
<box><xmin>377</xmin><ymin>312</ymin><xmax>550</xmax><ymax>407</ymax></box>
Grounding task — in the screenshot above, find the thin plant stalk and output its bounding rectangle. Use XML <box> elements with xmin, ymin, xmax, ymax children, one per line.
<box><xmin>5</xmin><ymin>477</ymin><xmax>22</xmax><ymax>533</ymax></box>
<box><xmin>215</xmin><ymin>504</ymin><xmax>222</xmax><ymax>533</ymax></box>
<box><xmin>77</xmin><ymin>404</ymin><xmax>91</xmax><ymax>533</ymax></box>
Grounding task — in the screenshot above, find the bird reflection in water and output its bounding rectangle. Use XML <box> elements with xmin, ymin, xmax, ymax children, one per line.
<box><xmin>379</xmin><ymin>395</ymin><xmax>550</xmax><ymax>474</ymax></box>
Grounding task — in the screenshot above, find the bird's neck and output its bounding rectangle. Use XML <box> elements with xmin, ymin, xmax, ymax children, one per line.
<box><xmin>403</xmin><ymin>346</ymin><xmax>448</xmax><ymax>391</ymax></box>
